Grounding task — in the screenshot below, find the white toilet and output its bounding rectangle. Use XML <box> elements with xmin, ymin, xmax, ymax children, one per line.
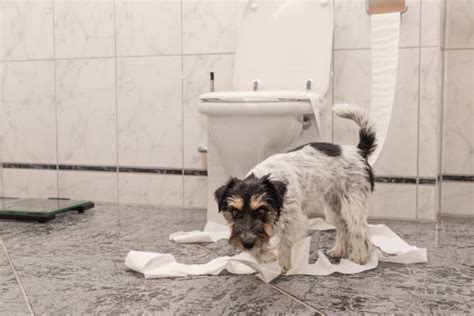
<box><xmin>198</xmin><ymin>0</ymin><xmax>334</xmax><ymax>222</ymax></box>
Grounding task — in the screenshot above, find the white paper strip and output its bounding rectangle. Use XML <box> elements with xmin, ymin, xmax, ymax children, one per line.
<box><xmin>169</xmin><ymin>221</ymin><xmax>230</xmax><ymax>243</ymax></box>
<box><xmin>126</xmin><ymin>218</ymin><xmax>427</xmax><ymax>283</ymax></box>
<box><xmin>368</xmin><ymin>12</ymin><xmax>400</xmax><ymax>166</ymax></box>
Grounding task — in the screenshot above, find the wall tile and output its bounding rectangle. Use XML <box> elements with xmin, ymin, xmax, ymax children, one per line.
<box><xmin>442</xmin><ymin>50</ymin><xmax>474</xmax><ymax>175</ymax></box>
<box><xmin>2</xmin><ymin>169</ymin><xmax>57</xmax><ymax>199</ymax></box>
<box><xmin>419</xmin><ymin>47</ymin><xmax>441</xmax><ymax>177</ymax></box>
<box><xmin>1</xmin><ymin>61</ymin><xmax>57</xmax><ymax>163</ymax></box>
<box><xmin>334</xmin><ymin>0</ymin><xmax>420</xmax><ymax>50</ymax></box>
<box><xmin>445</xmin><ymin>0</ymin><xmax>474</xmax><ymax>48</ymax></box>
<box><xmin>117</xmin><ymin>56</ymin><xmax>182</xmax><ymax>168</ymax></box>
<box><xmin>56</xmin><ymin>58</ymin><xmax>116</xmax><ymax>166</ymax></box>
<box><xmin>182</xmin><ymin>54</ymin><xmax>235</xmax><ymax>169</ymax></box>
<box><xmin>54</xmin><ymin>0</ymin><xmax>115</xmax><ymax>58</ymax></box>
<box><xmin>119</xmin><ymin>173</ymin><xmax>182</xmax><ymax>206</ymax></box>
<box><xmin>184</xmin><ymin>176</ymin><xmax>207</xmax><ymax>208</ymax></box>
<box><xmin>182</xmin><ymin>0</ymin><xmax>245</xmax><ymax>54</ymax></box>
<box><xmin>370</xmin><ymin>183</ymin><xmax>417</xmax><ymax>219</ymax></box>
<box><xmin>417</xmin><ymin>184</ymin><xmax>438</xmax><ymax>220</ymax></box>
<box><xmin>333</xmin><ymin>49</ymin><xmax>419</xmax><ymax>176</ymax></box>
<box><xmin>333</xmin><ymin>50</ymin><xmax>371</xmax><ymax>146</ymax></box>
<box><xmin>115</xmin><ymin>0</ymin><xmax>181</xmax><ymax>56</ymax></box>
<box><xmin>59</xmin><ymin>170</ymin><xmax>117</xmax><ymax>203</ymax></box>
<box><xmin>421</xmin><ymin>0</ymin><xmax>443</xmax><ymax>47</ymax></box>
<box><xmin>0</xmin><ymin>0</ymin><xmax>54</xmax><ymax>60</ymax></box>
<box><xmin>441</xmin><ymin>181</ymin><xmax>474</xmax><ymax>216</ymax></box>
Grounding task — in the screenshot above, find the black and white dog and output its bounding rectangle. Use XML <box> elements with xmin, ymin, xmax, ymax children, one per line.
<box><xmin>214</xmin><ymin>104</ymin><xmax>376</xmax><ymax>271</ymax></box>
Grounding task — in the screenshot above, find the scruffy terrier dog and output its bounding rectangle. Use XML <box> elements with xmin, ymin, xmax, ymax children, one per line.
<box><xmin>214</xmin><ymin>104</ymin><xmax>376</xmax><ymax>271</ymax></box>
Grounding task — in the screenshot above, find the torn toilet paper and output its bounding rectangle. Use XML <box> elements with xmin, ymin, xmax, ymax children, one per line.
<box><xmin>125</xmin><ymin>218</ymin><xmax>427</xmax><ymax>283</ymax></box>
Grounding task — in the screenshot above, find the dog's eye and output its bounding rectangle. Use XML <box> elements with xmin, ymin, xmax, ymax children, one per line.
<box><xmin>231</xmin><ymin>209</ymin><xmax>240</xmax><ymax>217</ymax></box>
<box><xmin>257</xmin><ymin>208</ymin><xmax>266</xmax><ymax>216</ymax></box>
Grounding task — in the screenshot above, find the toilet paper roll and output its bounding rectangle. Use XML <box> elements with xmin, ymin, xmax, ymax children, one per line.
<box><xmin>368</xmin><ymin>12</ymin><xmax>401</xmax><ymax>166</ymax></box>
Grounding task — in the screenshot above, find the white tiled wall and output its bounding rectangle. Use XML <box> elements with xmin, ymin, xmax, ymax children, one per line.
<box><xmin>441</xmin><ymin>0</ymin><xmax>474</xmax><ymax>216</ymax></box>
<box><xmin>56</xmin><ymin>58</ymin><xmax>117</xmax><ymax>165</ymax></box>
<box><xmin>1</xmin><ymin>60</ymin><xmax>57</xmax><ymax>164</ymax></box>
<box><xmin>182</xmin><ymin>0</ymin><xmax>245</xmax><ymax>54</ymax></box>
<box><xmin>54</xmin><ymin>0</ymin><xmax>115</xmax><ymax>58</ymax></box>
<box><xmin>115</xmin><ymin>0</ymin><xmax>181</xmax><ymax>56</ymax></box>
<box><xmin>117</xmin><ymin>56</ymin><xmax>183</xmax><ymax>168</ymax></box>
<box><xmin>0</xmin><ymin>0</ymin><xmax>471</xmax><ymax>217</ymax></box>
<box><xmin>119</xmin><ymin>173</ymin><xmax>183</xmax><ymax>206</ymax></box>
<box><xmin>0</xmin><ymin>1</ymin><xmax>54</xmax><ymax>61</ymax></box>
<box><xmin>2</xmin><ymin>169</ymin><xmax>57</xmax><ymax>199</ymax></box>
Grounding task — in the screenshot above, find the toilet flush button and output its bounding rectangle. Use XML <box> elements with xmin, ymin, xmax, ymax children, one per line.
<box><xmin>250</xmin><ymin>2</ymin><xmax>257</xmax><ymax>11</ymax></box>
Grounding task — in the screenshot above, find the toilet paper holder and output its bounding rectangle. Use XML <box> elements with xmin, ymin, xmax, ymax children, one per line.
<box><xmin>366</xmin><ymin>0</ymin><xmax>407</xmax><ymax>15</ymax></box>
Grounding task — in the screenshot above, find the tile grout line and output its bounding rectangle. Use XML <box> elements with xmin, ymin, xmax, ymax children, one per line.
<box><xmin>180</xmin><ymin>0</ymin><xmax>185</xmax><ymax>207</ymax></box>
<box><xmin>51</xmin><ymin>0</ymin><xmax>60</xmax><ymax>201</ymax></box>
<box><xmin>112</xmin><ymin>0</ymin><xmax>120</xmax><ymax>206</ymax></box>
<box><xmin>0</xmin><ymin>239</ymin><xmax>35</xmax><ymax>316</ymax></box>
<box><xmin>415</xmin><ymin>0</ymin><xmax>423</xmax><ymax>220</ymax></box>
<box><xmin>194</xmin><ymin>244</ymin><xmax>325</xmax><ymax>314</ymax></box>
<box><xmin>0</xmin><ymin>52</ymin><xmax>238</xmax><ymax>63</ymax></box>
<box><xmin>266</xmin><ymin>282</ymin><xmax>325</xmax><ymax>315</ymax></box>
<box><xmin>4</xmin><ymin>46</ymin><xmax>471</xmax><ymax>64</ymax></box>
<box><xmin>0</xmin><ymin>3</ymin><xmax>3</xmax><ymax>200</ymax></box>
<box><xmin>437</xmin><ymin>1</ymin><xmax>448</xmax><ymax>220</ymax></box>
<box><xmin>0</xmin><ymin>5</ymin><xmax>2</xmax><ymax>202</ymax></box>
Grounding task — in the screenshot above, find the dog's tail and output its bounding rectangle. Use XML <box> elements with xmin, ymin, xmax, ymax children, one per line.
<box><xmin>333</xmin><ymin>104</ymin><xmax>377</xmax><ymax>159</ymax></box>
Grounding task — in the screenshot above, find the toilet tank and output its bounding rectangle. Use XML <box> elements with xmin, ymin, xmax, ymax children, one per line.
<box><xmin>234</xmin><ymin>0</ymin><xmax>334</xmax><ymax>95</ymax></box>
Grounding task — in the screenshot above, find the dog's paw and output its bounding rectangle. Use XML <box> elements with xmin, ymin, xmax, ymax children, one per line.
<box><xmin>348</xmin><ymin>253</ymin><xmax>369</xmax><ymax>265</ymax></box>
<box><xmin>326</xmin><ymin>245</ymin><xmax>346</xmax><ymax>259</ymax></box>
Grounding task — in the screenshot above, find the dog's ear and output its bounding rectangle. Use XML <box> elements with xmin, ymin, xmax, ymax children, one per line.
<box><xmin>214</xmin><ymin>177</ymin><xmax>238</xmax><ymax>212</ymax></box>
<box><xmin>262</xmin><ymin>174</ymin><xmax>288</xmax><ymax>211</ymax></box>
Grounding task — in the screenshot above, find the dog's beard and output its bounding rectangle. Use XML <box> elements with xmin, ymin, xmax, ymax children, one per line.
<box><xmin>228</xmin><ymin>221</ymin><xmax>273</xmax><ymax>251</ymax></box>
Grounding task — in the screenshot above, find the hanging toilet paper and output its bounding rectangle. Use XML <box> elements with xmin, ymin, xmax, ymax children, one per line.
<box><xmin>368</xmin><ymin>12</ymin><xmax>400</xmax><ymax>166</ymax></box>
<box><xmin>126</xmin><ymin>218</ymin><xmax>427</xmax><ymax>283</ymax></box>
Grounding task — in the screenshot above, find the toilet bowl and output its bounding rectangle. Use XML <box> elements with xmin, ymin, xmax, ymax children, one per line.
<box><xmin>197</xmin><ymin>0</ymin><xmax>334</xmax><ymax>223</ymax></box>
<box><xmin>200</xmin><ymin>90</ymin><xmax>322</xmax><ymax>176</ymax></box>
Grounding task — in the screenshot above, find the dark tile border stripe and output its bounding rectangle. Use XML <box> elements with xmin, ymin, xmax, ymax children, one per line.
<box><xmin>184</xmin><ymin>169</ymin><xmax>208</xmax><ymax>176</ymax></box>
<box><xmin>375</xmin><ymin>176</ymin><xmax>417</xmax><ymax>184</ymax></box>
<box><xmin>59</xmin><ymin>164</ymin><xmax>117</xmax><ymax>172</ymax></box>
<box><xmin>2</xmin><ymin>162</ymin><xmax>57</xmax><ymax>170</ymax></box>
<box><xmin>3</xmin><ymin>163</ymin><xmax>472</xmax><ymax>183</ymax></box>
<box><xmin>1</xmin><ymin>162</ymin><xmax>206</xmax><ymax>176</ymax></box>
<box><xmin>443</xmin><ymin>174</ymin><xmax>474</xmax><ymax>182</ymax></box>
<box><xmin>419</xmin><ymin>178</ymin><xmax>437</xmax><ymax>185</ymax></box>
<box><xmin>119</xmin><ymin>166</ymin><xmax>183</xmax><ymax>175</ymax></box>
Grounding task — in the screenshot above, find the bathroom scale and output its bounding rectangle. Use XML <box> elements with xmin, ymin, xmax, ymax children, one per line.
<box><xmin>0</xmin><ymin>198</ymin><xmax>94</xmax><ymax>223</ymax></box>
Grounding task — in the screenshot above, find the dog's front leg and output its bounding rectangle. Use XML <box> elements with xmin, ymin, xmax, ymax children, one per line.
<box><xmin>275</xmin><ymin>203</ymin><xmax>309</xmax><ymax>272</ymax></box>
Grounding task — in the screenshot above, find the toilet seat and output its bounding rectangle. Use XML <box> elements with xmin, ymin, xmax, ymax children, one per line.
<box><xmin>199</xmin><ymin>90</ymin><xmax>322</xmax><ymax>116</ymax></box>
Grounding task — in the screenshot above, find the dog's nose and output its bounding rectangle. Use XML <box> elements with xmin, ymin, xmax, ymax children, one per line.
<box><xmin>242</xmin><ymin>239</ymin><xmax>255</xmax><ymax>249</ymax></box>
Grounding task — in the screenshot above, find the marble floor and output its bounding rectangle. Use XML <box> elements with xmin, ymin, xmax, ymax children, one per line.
<box><xmin>0</xmin><ymin>203</ymin><xmax>472</xmax><ymax>315</ymax></box>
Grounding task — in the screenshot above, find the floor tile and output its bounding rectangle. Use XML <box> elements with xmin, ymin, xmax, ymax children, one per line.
<box><xmin>0</xmin><ymin>243</ymin><xmax>30</xmax><ymax>315</ymax></box>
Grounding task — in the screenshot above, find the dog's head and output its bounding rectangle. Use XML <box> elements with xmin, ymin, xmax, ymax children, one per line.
<box><xmin>214</xmin><ymin>173</ymin><xmax>287</xmax><ymax>251</ymax></box>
